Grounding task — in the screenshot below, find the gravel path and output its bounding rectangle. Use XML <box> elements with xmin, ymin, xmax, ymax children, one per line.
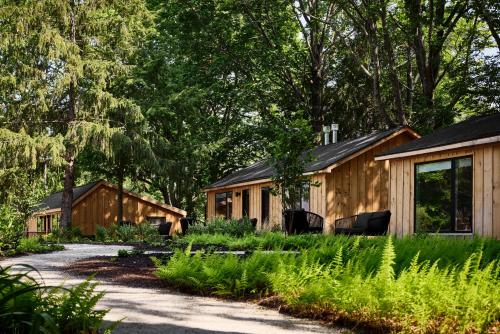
<box><xmin>0</xmin><ymin>244</ymin><xmax>344</xmax><ymax>334</ymax></box>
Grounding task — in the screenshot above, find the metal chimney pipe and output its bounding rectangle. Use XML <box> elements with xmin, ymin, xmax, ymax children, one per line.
<box><xmin>331</xmin><ymin>123</ymin><xmax>339</xmax><ymax>143</ymax></box>
<box><xmin>322</xmin><ymin>125</ymin><xmax>331</xmax><ymax>145</ymax></box>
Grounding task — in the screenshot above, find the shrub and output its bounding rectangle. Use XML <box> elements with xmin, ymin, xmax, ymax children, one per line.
<box><xmin>188</xmin><ymin>217</ymin><xmax>255</xmax><ymax>237</ymax></box>
<box><xmin>96</xmin><ymin>224</ymin><xmax>108</xmax><ymax>242</ymax></box>
<box><xmin>15</xmin><ymin>237</ymin><xmax>64</xmax><ymax>254</ymax></box>
<box><xmin>0</xmin><ymin>265</ymin><xmax>111</xmax><ymax>333</ymax></box>
<box><xmin>136</xmin><ymin>223</ymin><xmax>163</xmax><ymax>244</ymax></box>
<box><xmin>0</xmin><ymin>205</ymin><xmax>25</xmax><ymax>254</ymax></box>
<box><xmin>156</xmin><ymin>236</ymin><xmax>500</xmax><ymax>332</ymax></box>
<box><xmin>116</xmin><ymin>225</ymin><xmax>135</xmax><ymax>242</ymax></box>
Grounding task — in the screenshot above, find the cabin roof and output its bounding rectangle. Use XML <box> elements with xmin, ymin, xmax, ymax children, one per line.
<box><xmin>205</xmin><ymin>126</ymin><xmax>415</xmax><ymax>190</ymax></box>
<box><xmin>35</xmin><ymin>180</ymin><xmax>187</xmax><ymax>216</ymax></box>
<box><xmin>38</xmin><ymin>181</ymin><xmax>101</xmax><ymax>210</ymax></box>
<box><xmin>377</xmin><ymin>113</ymin><xmax>500</xmax><ymax>159</ymax></box>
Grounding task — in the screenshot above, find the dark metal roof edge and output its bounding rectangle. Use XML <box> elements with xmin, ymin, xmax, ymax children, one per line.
<box><xmin>204</xmin><ymin>126</ymin><xmax>411</xmax><ymax>190</ymax></box>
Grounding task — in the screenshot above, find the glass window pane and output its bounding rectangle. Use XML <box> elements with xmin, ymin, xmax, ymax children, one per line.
<box><xmin>455</xmin><ymin>157</ymin><xmax>472</xmax><ymax>232</ymax></box>
<box><xmin>226</xmin><ymin>192</ymin><xmax>232</xmax><ymax>219</ymax></box>
<box><xmin>215</xmin><ymin>192</ymin><xmax>232</xmax><ymax>219</ymax></box>
<box><xmin>215</xmin><ymin>192</ymin><xmax>227</xmax><ymax>217</ymax></box>
<box><xmin>301</xmin><ymin>183</ymin><xmax>310</xmax><ymax>211</ymax></box>
<box><xmin>242</xmin><ymin>189</ymin><xmax>250</xmax><ymax>217</ymax></box>
<box><xmin>261</xmin><ymin>187</ymin><xmax>270</xmax><ymax>225</ymax></box>
<box><xmin>415</xmin><ymin>160</ymin><xmax>452</xmax><ymax>232</ymax></box>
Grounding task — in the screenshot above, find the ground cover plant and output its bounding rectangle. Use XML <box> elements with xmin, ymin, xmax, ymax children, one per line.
<box><xmin>95</xmin><ymin>223</ymin><xmax>163</xmax><ymax>245</ymax></box>
<box><xmin>0</xmin><ymin>264</ymin><xmax>111</xmax><ymax>333</ymax></box>
<box><xmin>156</xmin><ymin>235</ymin><xmax>500</xmax><ymax>333</ymax></box>
<box><xmin>187</xmin><ymin>217</ymin><xmax>255</xmax><ymax>237</ymax></box>
<box><xmin>43</xmin><ymin>223</ymin><xmax>164</xmax><ymax>246</ymax></box>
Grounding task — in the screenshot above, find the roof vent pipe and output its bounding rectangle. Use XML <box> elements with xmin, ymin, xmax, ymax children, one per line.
<box><xmin>331</xmin><ymin>123</ymin><xmax>339</xmax><ymax>143</ymax></box>
<box><xmin>323</xmin><ymin>125</ymin><xmax>331</xmax><ymax>145</ymax></box>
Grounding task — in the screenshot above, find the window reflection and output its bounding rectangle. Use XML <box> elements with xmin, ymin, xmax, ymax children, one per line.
<box><xmin>415</xmin><ymin>157</ymin><xmax>472</xmax><ymax>233</ymax></box>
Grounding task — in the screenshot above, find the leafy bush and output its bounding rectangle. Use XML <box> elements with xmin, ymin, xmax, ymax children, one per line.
<box><xmin>156</xmin><ymin>236</ymin><xmax>500</xmax><ymax>332</ymax></box>
<box><xmin>116</xmin><ymin>225</ymin><xmax>135</xmax><ymax>242</ymax></box>
<box><xmin>96</xmin><ymin>224</ymin><xmax>108</xmax><ymax>242</ymax></box>
<box><xmin>49</xmin><ymin>222</ymin><xmax>163</xmax><ymax>245</ymax></box>
<box><xmin>136</xmin><ymin>223</ymin><xmax>163</xmax><ymax>244</ymax></box>
<box><xmin>0</xmin><ymin>265</ymin><xmax>111</xmax><ymax>333</ymax></box>
<box><xmin>187</xmin><ymin>217</ymin><xmax>255</xmax><ymax>237</ymax></box>
<box><xmin>15</xmin><ymin>237</ymin><xmax>64</xmax><ymax>254</ymax></box>
<box><xmin>0</xmin><ymin>205</ymin><xmax>25</xmax><ymax>254</ymax></box>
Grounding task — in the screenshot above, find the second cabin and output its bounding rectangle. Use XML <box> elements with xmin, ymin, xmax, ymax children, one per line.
<box><xmin>204</xmin><ymin>126</ymin><xmax>420</xmax><ymax>233</ymax></box>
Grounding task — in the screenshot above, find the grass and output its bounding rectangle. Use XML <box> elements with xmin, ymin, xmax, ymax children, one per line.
<box><xmin>156</xmin><ymin>234</ymin><xmax>500</xmax><ymax>333</ymax></box>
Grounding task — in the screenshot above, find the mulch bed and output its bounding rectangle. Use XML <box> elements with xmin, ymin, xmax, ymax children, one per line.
<box><xmin>64</xmin><ymin>253</ymin><xmax>171</xmax><ymax>289</ymax></box>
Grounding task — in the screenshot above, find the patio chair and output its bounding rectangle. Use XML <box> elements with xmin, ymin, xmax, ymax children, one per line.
<box><xmin>180</xmin><ymin>217</ymin><xmax>195</xmax><ymax>235</ymax></box>
<box><xmin>334</xmin><ymin>210</ymin><xmax>391</xmax><ymax>235</ymax></box>
<box><xmin>158</xmin><ymin>221</ymin><xmax>172</xmax><ymax>236</ymax></box>
<box><xmin>283</xmin><ymin>209</ymin><xmax>324</xmax><ymax>235</ymax></box>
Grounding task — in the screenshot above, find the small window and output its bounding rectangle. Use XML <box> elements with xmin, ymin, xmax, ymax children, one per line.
<box><xmin>242</xmin><ymin>189</ymin><xmax>250</xmax><ymax>217</ymax></box>
<box><xmin>415</xmin><ymin>156</ymin><xmax>473</xmax><ymax>233</ymax></box>
<box><xmin>215</xmin><ymin>191</ymin><xmax>232</xmax><ymax>219</ymax></box>
<box><xmin>146</xmin><ymin>216</ymin><xmax>166</xmax><ymax>227</ymax></box>
<box><xmin>261</xmin><ymin>187</ymin><xmax>270</xmax><ymax>225</ymax></box>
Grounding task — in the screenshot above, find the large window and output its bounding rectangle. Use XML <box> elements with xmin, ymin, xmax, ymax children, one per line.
<box><xmin>215</xmin><ymin>191</ymin><xmax>232</xmax><ymax>219</ymax></box>
<box><xmin>242</xmin><ymin>189</ymin><xmax>250</xmax><ymax>217</ymax></box>
<box><xmin>415</xmin><ymin>156</ymin><xmax>472</xmax><ymax>233</ymax></box>
<box><xmin>36</xmin><ymin>214</ymin><xmax>60</xmax><ymax>233</ymax></box>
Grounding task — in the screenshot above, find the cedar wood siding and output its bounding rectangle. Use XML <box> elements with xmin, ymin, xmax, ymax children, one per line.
<box><xmin>28</xmin><ymin>183</ymin><xmax>185</xmax><ymax>236</ymax></box>
<box><xmin>206</xmin><ymin>131</ymin><xmax>416</xmax><ymax>232</ymax></box>
<box><xmin>386</xmin><ymin>142</ymin><xmax>500</xmax><ymax>239</ymax></box>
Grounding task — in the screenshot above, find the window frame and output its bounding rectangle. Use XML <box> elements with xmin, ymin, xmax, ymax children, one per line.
<box><xmin>413</xmin><ymin>155</ymin><xmax>473</xmax><ymax>235</ymax></box>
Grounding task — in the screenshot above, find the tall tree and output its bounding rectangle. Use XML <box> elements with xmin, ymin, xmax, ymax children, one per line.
<box><xmin>0</xmin><ymin>0</ymin><xmax>152</xmax><ymax>228</ymax></box>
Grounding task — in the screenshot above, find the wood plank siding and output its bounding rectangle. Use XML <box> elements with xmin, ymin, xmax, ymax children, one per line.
<box><xmin>206</xmin><ymin>131</ymin><xmax>415</xmax><ymax>232</ymax></box>
<box><xmin>28</xmin><ymin>183</ymin><xmax>185</xmax><ymax>236</ymax></box>
<box><xmin>386</xmin><ymin>142</ymin><xmax>500</xmax><ymax>239</ymax></box>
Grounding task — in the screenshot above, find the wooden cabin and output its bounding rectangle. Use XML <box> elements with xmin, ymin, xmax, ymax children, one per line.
<box><xmin>376</xmin><ymin>113</ymin><xmax>500</xmax><ymax>239</ymax></box>
<box><xmin>27</xmin><ymin>180</ymin><xmax>186</xmax><ymax>236</ymax></box>
<box><xmin>204</xmin><ymin>127</ymin><xmax>420</xmax><ymax>233</ymax></box>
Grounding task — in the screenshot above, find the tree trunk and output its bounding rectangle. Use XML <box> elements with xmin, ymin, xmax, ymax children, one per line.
<box><xmin>406</xmin><ymin>0</ymin><xmax>435</xmax><ymax>111</ymax></box>
<box><xmin>380</xmin><ymin>1</ymin><xmax>406</xmax><ymax>125</ymax></box>
<box><xmin>405</xmin><ymin>45</ymin><xmax>413</xmax><ymax>109</ymax></box>
<box><xmin>117</xmin><ymin>166</ymin><xmax>124</xmax><ymax>224</ymax></box>
<box><xmin>60</xmin><ymin>0</ymin><xmax>77</xmax><ymax>229</ymax></box>
<box><xmin>59</xmin><ymin>153</ymin><xmax>75</xmax><ymax>229</ymax></box>
<box><xmin>366</xmin><ymin>19</ymin><xmax>393</xmax><ymax>127</ymax></box>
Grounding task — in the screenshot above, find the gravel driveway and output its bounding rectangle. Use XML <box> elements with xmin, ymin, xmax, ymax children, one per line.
<box><xmin>0</xmin><ymin>244</ymin><xmax>344</xmax><ymax>334</ymax></box>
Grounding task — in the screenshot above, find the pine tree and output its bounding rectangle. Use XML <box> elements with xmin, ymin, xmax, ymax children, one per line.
<box><xmin>0</xmin><ymin>0</ymin><xmax>153</xmax><ymax>228</ymax></box>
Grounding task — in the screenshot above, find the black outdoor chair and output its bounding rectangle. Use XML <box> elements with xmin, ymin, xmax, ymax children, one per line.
<box><xmin>180</xmin><ymin>217</ymin><xmax>196</xmax><ymax>235</ymax></box>
<box><xmin>283</xmin><ymin>209</ymin><xmax>324</xmax><ymax>235</ymax></box>
<box><xmin>158</xmin><ymin>221</ymin><xmax>172</xmax><ymax>236</ymax></box>
<box><xmin>250</xmin><ymin>218</ymin><xmax>258</xmax><ymax>230</ymax></box>
<box><xmin>334</xmin><ymin>210</ymin><xmax>391</xmax><ymax>235</ymax></box>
